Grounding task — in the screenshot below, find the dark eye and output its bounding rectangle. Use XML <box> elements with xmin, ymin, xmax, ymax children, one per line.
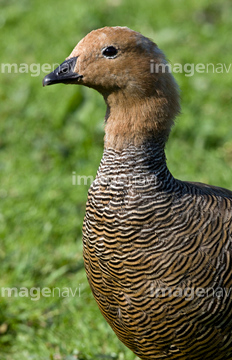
<box><xmin>102</xmin><ymin>46</ymin><xmax>118</xmax><ymax>59</ymax></box>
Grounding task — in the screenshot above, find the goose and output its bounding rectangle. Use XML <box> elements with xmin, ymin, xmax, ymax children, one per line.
<box><xmin>43</xmin><ymin>26</ymin><xmax>232</xmax><ymax>359</ymax></box>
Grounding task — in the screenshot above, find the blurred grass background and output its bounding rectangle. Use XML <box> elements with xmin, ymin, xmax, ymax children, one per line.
<box><xmin>0</xmin><ymin>0</ymin><xmax>232</xmax><ymax>359</ymax></box>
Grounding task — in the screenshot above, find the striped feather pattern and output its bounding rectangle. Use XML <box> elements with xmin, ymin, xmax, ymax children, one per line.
<box><xmin>83</xmin><ymin>141</ymin><xmax>232</xmax><ymax>360</ymax></box>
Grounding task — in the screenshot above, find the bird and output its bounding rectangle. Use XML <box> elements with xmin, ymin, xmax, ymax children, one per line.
<box><xmin>43</xmin><ymin>26</ymin><xmax>232</xmax><ymax>360</ymax></box>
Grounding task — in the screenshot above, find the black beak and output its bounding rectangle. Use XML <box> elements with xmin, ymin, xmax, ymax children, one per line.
<box><xmin>42</xmin><ymin>57</ymin><xmax>83</xmax><ymax>86</ymax></box>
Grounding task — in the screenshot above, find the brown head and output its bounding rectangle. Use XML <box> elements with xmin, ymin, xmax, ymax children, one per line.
<box><xmin>43</xmin><ymin>26</ymin><xmax>180</xmax><ymax>149</ymax></box>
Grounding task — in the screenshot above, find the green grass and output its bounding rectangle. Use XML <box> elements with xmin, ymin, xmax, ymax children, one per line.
<box><xmin>1</xmin><ymin>0</ymin><xmax>232</xmax><ymax>359</ymax></box>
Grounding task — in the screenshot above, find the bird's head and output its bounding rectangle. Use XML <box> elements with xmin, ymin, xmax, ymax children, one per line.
<box><xmin>43</xmin><ymin>26</ymin><xmax>180</xmax><ymax>149</ymax></box>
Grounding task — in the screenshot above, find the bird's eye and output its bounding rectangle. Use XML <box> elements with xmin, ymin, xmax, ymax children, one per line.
<box><xmin>102</xmin><ymin>46</ymin><xmax>118</xmax><ymax>59</ymax></box>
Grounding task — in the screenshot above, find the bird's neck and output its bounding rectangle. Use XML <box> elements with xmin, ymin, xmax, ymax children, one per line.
<box><xmin>97</xmin><ymin>140</ymin><xmax>174</xmax><ymax>193</ymax></box>
<box><xmin>103</xmin><ymin>85</ymin><xmax>178</xmax><ymax>151</ymax></box>
<box><xmin>101</xmin><ymin>93</ymin><xmax>176</xmax><ymax>187</ymax></box>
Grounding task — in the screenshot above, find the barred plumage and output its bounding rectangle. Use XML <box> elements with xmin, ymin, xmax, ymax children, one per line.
<box><xmin>43</xmin><ymin>26</ymin><xmax>232</xmax><ymax>359</ymax></box>
<box><xmin>83</xmin><ymin>142</ymin><xmax>232</xmax><ymax>359</ymax></box>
